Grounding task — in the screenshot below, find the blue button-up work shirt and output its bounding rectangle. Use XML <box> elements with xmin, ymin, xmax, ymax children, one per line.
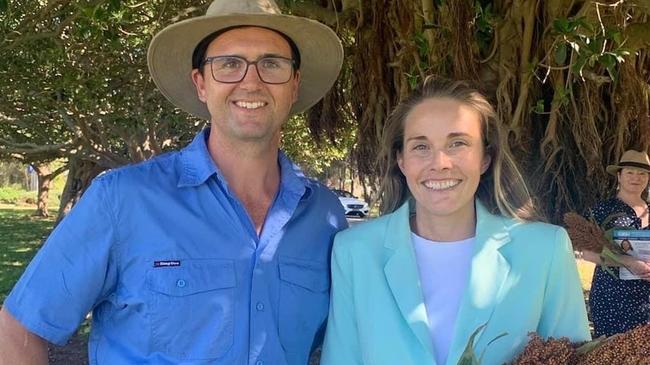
<box><xmin>5</xmin><ymin>129</ymin><xmax>348</xmax><ymax>364</ymax></box>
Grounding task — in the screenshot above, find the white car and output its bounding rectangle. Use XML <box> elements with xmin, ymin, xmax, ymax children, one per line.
<box><xmin>332</xmin><ymin>189</ymin><xmax>369</xmax><ymax>217</ymax></box>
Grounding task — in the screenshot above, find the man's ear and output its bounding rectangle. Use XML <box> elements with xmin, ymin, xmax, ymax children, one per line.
<box><xmin>291</xmin><ymin>71</ymin><xmax>301</xmax><ymax>103</ymax></box>
<box><xmin>191</xmin><ymin>69</ymin><xmax>208</xmax><ymax>103</ymax></box>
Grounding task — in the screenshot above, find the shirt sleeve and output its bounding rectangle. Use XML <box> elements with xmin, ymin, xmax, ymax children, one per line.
<box><xmin>3</xmin><ymin>176</ymin><xmax>119</xmax><ymax>345</ymax></box>
<box><xmin>320</xmin><ymin>234</ymin><xmax>363</xmax><ymax>365</ymax></box>
<box><xmin>537</xmin><ymin>227</ymin><xmax>592</xmax><ymax>342</ymax></box>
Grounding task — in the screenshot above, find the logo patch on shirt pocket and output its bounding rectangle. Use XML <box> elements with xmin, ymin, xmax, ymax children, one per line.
<box><xmin>146</xmin><ymin>259</ymin><xmax>236</xmax><ymax>359</ymax></box>
<box><xmin>153</xmin><ymin>260</ymin><xmax>181</xmax><ymax>268</ymax></box>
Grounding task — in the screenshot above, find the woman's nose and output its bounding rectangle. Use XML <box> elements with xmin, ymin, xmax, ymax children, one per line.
<box><xmin>428</xmin><ymin>149</ymin><xmax>452</xmax><ymax>170</ymax></box>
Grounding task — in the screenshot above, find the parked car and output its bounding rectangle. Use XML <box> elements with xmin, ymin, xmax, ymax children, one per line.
<box><xmin>332</xmin><ymin>189</ymin><xmax>369</xmax><ymax>217</ymax></box>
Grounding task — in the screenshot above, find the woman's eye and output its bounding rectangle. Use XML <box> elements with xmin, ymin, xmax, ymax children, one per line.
<box><xmin>413</xmin><ymin>144</ymin><xmax>428</xmax><ymax>151</ymax></box>
<box><xmin>449</xmin><ymin>140</ymin><xmax>468</xmax><ymax>148</ymax></box>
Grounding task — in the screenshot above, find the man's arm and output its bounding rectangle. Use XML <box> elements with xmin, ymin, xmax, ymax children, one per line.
<box><xmin>0</xmin><ymin>306</ymin><xmax>48</xmax><ymax>365</ymax></box>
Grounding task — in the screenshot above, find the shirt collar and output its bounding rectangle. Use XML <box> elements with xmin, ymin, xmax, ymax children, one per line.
<box><xmin>177</xmin><ymin>129</ymin><xmax>219</xmax><ymax>187</ymax></box>
<box><xmin>278</xmin><ymin>149</ymin><xmax>308</xmax><ymax>199</ymax></box>
<box><xmin>177</xmin><ymin>129</ymin><xmax>309</xmax><ymax>199</ymax></box>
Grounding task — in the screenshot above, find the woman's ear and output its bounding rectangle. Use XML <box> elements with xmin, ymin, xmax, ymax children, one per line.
<box><xmin>397</xmin><ymin>151</ymin><xmax>405</xmax><ymax>174</ymax></box>
<box><xmin>480</xmin><ymin>154</ymin><xmax>492</xmax><ymax>174</ymax></box>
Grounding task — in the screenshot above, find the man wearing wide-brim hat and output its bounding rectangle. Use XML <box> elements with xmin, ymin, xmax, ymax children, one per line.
<box><xmin>0</xmin><ymin>1</ymin><xmax>348</xmax><ymax>364</ymax></box>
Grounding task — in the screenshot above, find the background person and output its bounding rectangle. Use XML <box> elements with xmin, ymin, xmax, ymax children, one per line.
<box><xmin>0</xmin><ymin>0</ymin><xmax>347</xmax><ymax>364</ymax></box>
<box><xmin>580</xmin><ymin>149</ymin><xmax>650</xmax><ymax>337</ymax></box>
<box><xmin>320</xmin><ymin>77</ymin><xmax>590</xmax><ymax>365</ymax></box>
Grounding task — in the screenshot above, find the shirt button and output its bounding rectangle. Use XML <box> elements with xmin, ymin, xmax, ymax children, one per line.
<box><xmin>256</xmin><ymin>302</ymin><xmax>264</xmax><ymax>311</ymax></box>
<box><xmin>176</xmin><ymin>279</ymin><xmax>186</xmax><ymax>288</ymax></box>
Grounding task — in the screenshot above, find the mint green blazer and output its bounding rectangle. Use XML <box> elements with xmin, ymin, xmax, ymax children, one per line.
<box><xmin>321</xmin><ymin>200</ymin><xmax>590</xmax><ymax>365</ymax></box>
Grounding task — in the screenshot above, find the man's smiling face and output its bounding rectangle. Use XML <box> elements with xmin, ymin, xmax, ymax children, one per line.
<box><xmin>192</xmin><ymin>26</ymin><xmax>300</xmax><ymax>143</ymax></box>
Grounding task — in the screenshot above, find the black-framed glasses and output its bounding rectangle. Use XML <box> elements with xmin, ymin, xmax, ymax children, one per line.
<box><xmin>202</xmin><ymin>55</ymin><xmax>296</xmax><ymax>84</ymax></box>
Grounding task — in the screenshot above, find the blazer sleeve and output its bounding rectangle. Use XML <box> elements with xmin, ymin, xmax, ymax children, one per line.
<box><xmin>320</xmin><ymin>235</ymin><xmax>364</xmax><ymax>365</ymax></box>
<box><xmin>537</xmin><ymin>227</ymin><xmax>592</xmax><ymax>342</ymax></box>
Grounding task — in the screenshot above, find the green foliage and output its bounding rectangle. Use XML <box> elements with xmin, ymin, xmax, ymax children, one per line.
<box><xmin>281</xmin><ymin>115</ymin><xmax>355</xmax><ymax>176</ymax></box>
<box><xmin>550</xmin><ymin>15</ymin><xmax>631</xmax><ymax>82</ymax></box>
<box><xmin>474</xmin><ymin>1</ymin><xmax>497</xmax><ymax>55</ymax></box>
<box><xmin>0</xmin><ymin>0</ymin><xmax>202</xmax><ymax>169</ymax></box>
<box><xmin>0</xmin><ymin>161</ymin><xmax>25</xmax><ymax>186</ymax></box>
<box><xmin>532</xmin><ymin>99</ymin><xmax>546</xmax><ymax>114</ymax></box>
<box><xmin>457</xmin><ymin>323</ymin><xmax>507</xmax><ymax>365</ymax></box>
<box><xmin>0</xmin><ymin>185</ymin><xmax>33</xmax><ymax>204</ymax></box>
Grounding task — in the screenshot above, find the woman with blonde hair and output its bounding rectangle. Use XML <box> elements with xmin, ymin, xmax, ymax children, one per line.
<box><xmin>321</xmin><ymin>77</ymin><xmax>590</xmax><ymax>365</ymax></box>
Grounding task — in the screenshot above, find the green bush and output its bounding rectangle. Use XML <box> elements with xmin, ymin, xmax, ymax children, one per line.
<box><xmin>0</xmin><ymin>185</ymin><xmax>35</xmax><ymax>204</ymax></box>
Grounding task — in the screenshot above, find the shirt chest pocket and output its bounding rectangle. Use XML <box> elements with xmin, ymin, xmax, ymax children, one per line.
<box><xmin>278</xmin><ymin>257</ymin><xmax>330</xmax><ymax>363</ymax></box>
<box><xmin>146</xmin><ymin>259</ymin><xmax>236</xmax><ymax>360</ymax></box>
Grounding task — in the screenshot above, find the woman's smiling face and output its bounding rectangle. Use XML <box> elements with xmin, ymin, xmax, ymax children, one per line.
<box><xmin>397</xmin><ymin>97</ymin><xmax>491</xmax><ymax>223</ymax></box>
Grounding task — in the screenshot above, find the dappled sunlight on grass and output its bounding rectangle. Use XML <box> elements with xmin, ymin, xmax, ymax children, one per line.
<box><xmin>12</xmin><ymin>247</ymin><xmax>35</xmax><ymax>253</ymax></box>
<box><xmin>0</xmin><ymin>206</ymin><xmax>55</xmax><ymax>303</ymax></box>
<box><xmin>1</xmin><ymin>261</ymin><xmax>26</xmax><ymax>266</ymax></box>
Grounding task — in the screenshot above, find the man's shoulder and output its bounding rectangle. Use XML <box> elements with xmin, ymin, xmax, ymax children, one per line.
<box><xmin>300</xmin><ymin>178</ymin><xmax>340</xmax><ymax>204</ymax></box>
<box><xmin>95</xmin><ymin>151</ymin><xmax>179</xmax><ymax>184</ymax></box>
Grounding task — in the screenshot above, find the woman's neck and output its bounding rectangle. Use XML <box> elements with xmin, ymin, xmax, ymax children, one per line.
<box><xmin>617</xmin><ymin>191</ymin><xmax>645</xmax><ymax>207</ymax></box>
<box><xmin>411</xmin><ymin>206</ymin><xmax>476</xmax><ymax>242</ymax></box>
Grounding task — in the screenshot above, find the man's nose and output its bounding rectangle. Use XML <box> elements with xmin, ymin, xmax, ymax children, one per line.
<box><xmin>239</xmin><ymin>63</ymin><xmax>264</xmax><ymax>88</ymax></box>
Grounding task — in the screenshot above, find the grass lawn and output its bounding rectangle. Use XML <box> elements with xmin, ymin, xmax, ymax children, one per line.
<box><xmin>0</xmin><ymin>204</ymin><xmax>55</xmax><ymax>303</ymax></box>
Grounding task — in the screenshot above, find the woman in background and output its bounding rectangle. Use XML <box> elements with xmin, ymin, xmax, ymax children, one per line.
<box><xmin>581</xmin><ymin>150</ymin><xmax>650</xmax><ymax>337</ymax></box>
<box><xmin>320</xmin><ymin>77</ymin><xmax>590</xmax><ymax>365</ymax></box>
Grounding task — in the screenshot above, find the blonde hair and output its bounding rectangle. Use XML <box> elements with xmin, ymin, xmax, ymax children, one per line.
<box><xmin>378</xmin><ymin>77</ymin><xmax>541</xmax><ymax>221</ymax></box>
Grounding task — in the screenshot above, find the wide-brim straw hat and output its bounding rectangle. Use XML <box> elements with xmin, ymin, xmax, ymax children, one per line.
<box><xmin>606</xmin><ymin>150</ymin><xmax>650</xmax><ymax>175</ymax></box>
<box><xmin>147</xmin><ymin>0</ymin><xmax>343</xmax><ymax>120</ymax></box>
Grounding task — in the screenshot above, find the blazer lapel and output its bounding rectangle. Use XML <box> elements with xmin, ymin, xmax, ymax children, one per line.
<box><xmin>446</xmin><ymin>201</ymin><xmax>513</xmax><ymax>365</ymax></box>
<box><xmin>383</xmin><ymin>202</ymin><xmax>435</xmax><ymax>360</ymax></box>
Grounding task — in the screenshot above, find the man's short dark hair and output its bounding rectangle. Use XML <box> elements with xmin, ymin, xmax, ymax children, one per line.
<box><xmin>191</xmin><ymin>26</ymin><xmax>302</xmax><ymax>72</ymax></box>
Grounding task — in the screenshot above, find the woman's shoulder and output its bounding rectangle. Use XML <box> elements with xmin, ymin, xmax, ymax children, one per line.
<box><xmin>504</xmin><ymin>218</ymin><xmax>565</xmax><ymax>237</ymax></box>
<box><xmin>333</xmin><ymin>211</ymin><xmax>403</xmax><ymax>255</ymax></box>
<box><xmin>589</xmin><ymin>197</ymin><xmax>633</xmax><ymax>225</ymax></box>
<box><xmin>499</xmin><ymin>219</ymin><xmax>571</xmax><ymax>260</ymax></box>
<box><xmin>590</xmin><ymin>197</ymin><xmax>626</xmax><ymax>215</ymax></box>
<box><xmin>336</xmin><ymin>213</ymin><xmax>392</xmax><ymax>241</ymax></box>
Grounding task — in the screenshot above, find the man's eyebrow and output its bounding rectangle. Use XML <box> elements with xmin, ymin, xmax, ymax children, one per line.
<box><xmin>260</xmin><ymin>53</ymin><xmax>290</xmax><ymax>58</ymax></box>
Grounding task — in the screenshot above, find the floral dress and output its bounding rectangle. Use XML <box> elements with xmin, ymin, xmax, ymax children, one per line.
<box><xmin>588</xmin><ymin>197</ymin><xmax>650</xmax><ymax>337</ymax></box>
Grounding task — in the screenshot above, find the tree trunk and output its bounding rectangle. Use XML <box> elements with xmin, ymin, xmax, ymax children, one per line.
<box><xmin>32</xmin><ymin>163</ymin><xmax>52</xmax><ymax>217</ymax></box>
<box><xmin>55</xmin><ymin>158</ymin><xmax>104</xmax><ymax>225</ymax></box>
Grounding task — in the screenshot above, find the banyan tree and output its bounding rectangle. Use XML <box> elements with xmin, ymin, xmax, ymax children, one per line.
<box><xmin>292</xmin><ymin>0</ymin><xmax>650</xmax><ymax>223</ymax></box>
<box><xmin>1</xmin><ymin>0</ymin><xmax>648</xmax><ymax>222</ymax></box>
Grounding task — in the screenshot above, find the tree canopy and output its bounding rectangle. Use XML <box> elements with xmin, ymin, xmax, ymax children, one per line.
<box><xmin>288</xmin><ymin>0</ymin><xmax>650</xmax><ymax>221</ymax></box>
<box><xmin>1</xmin><ymin>0</ymin><xmax>649</xmax><ymax>222</ymax></box>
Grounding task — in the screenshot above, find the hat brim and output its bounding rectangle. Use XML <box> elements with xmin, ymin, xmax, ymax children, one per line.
<box><xmin>606</xmin><ymin>163</ymin><xmax>650</xmax><ymax>175</ymax></box>
<box><xmin>606</xmin><ymin>165</ymin><xmax>621</xmax><ymax>175</ymax></box>
<box><xmin>148</xmin><ymin>14</ymin><xmax>343</xmax><ymax>120</ymax></box>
